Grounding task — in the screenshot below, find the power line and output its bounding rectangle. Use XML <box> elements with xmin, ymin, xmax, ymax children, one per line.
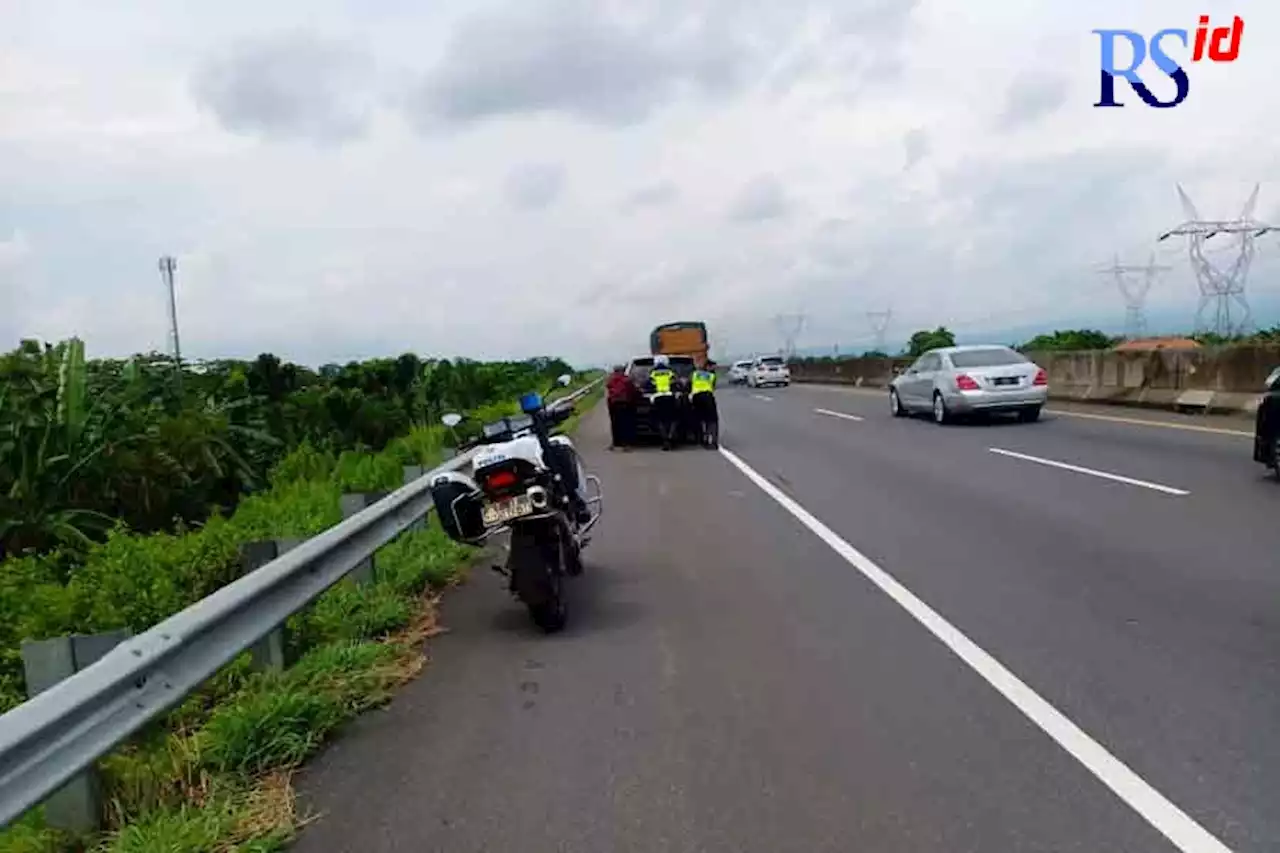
<box><xmin>1158</xmin><ymin>183</ymin><xmax>1279</xmax><ymax>337</ymax></box>
<box><xmin>866</xmin><ymin>309</ymin><xmax>892</xmax><ymax>352</ymax></box>
<box><xmin>774</xmin><ymin>312</ymin><xmax>805</xmax><ymax>359</ymax></box>
<box><xmin>1096</xmin><ymin>253</ymin><xmax>1170</xmax><ymax>339</ymax></box>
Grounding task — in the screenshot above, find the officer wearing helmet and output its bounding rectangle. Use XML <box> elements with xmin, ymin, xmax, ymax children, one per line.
<box><xmin>647</xmin><ymin>355</ymin><xmax>678</xmax><ymax>450</ymax></box>
<box><xmin>690</xmin><ymin>359</ymin><xmax>719</xmax><ymax>449</ymax></box>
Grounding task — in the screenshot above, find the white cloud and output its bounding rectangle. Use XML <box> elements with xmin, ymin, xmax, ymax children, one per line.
<box><xmin>727</xmin><ymin>175</ymin><xmax>790</xmax><ymax>222</ymax></box>
<box><xmin>504</xmin><ymin>162</ymin><xmax>567</xmax><ymax>210</ymax></box>
<box><xmin>3</xmin><ymin>0</ymin><xmax>1280</xmax><ymax>365</ymax></box>
<box><xmin>0</xmin><ymin>231</ymin><xmax>33</xmax><ymax>344</ymax></box>
<box><xmin>190</xmin><ymin>31</ymin><xmax>380</xmax><ymax>144</ymax></box>
<box><xmin>0</xmin><ymin>231</ymin><xmax>31</xmax><ymax>270</ymax></box>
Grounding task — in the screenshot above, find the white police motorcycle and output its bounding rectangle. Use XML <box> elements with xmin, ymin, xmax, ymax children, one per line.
<box><xmin>430</xmin><ymin>375</ymin><xmax>602</xmax><ymax>632</ymax></box>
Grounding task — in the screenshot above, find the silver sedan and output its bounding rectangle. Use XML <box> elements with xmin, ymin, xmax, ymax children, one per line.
<box><xmin>889</xmin><ymin>345</ymin><xmax>1048</xmax><ymax>424</ymax></box>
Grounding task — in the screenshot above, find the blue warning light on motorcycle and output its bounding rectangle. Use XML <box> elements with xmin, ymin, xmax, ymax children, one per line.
<box><xmin>519</xmin><ymin>391</ymin><xmax>544</xmax><ymax>414</ymax></box>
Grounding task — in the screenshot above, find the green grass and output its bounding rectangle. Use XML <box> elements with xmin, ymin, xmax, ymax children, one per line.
<box><xmin>0</xmin><ymin>383</ymin><xmax>601</xmax><ymax>853</ymax></box>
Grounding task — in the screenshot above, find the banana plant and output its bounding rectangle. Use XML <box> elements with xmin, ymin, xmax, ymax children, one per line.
<box><xmin>0</xmin><ymin>339</ymin><xmax>138</xmax><ymax>557</ymax></box>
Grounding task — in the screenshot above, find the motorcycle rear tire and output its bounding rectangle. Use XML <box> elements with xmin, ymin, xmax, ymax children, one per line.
<box><xmin>510</xmin><ymin>521</ymin><xmax>570</xmax><ymax>633</ymax></box>
<box><xmin>529</xmin><ymin>564</ymin><xmax>567</xmax><ymax>632</ymax></box>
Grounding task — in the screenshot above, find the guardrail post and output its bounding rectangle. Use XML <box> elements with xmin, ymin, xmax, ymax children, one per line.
<box><xmin>20</xmin><ymin>629</ymin><xmax>131</xmax><ymax>832</ymax></box>
<box><xmin>340</xmin><ymin>492</ymin><xmax>390</xmax><ymax>585</ymax></box>
<box><xmin>244</xmin><ymin>538</ymin><xmax>304</xmax><ymax>671</ymax></box>
<box><xmin>403</xmin><ymin>466</ymin><xmax>426</xmax><ymax>530</ymax></box>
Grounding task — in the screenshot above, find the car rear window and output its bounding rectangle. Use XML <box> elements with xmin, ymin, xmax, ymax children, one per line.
<box><xmin>948</xmin><ymin>348</ymin><xmax>1027</xmax><ymax>368</ymax></box>
<box><xmin>670</xmin><ymin>359</ymin><xmax>695</xmax><ymax>378</ymax></box>
<box><xmin>760</xmin><ymin>357</ymin><xmax>784</xmax><ymax>366</ymax></box>
<box><xmin>628</xmin><ymin>357</ymin><xmax>694</xmax><ymax>381</ymax></box>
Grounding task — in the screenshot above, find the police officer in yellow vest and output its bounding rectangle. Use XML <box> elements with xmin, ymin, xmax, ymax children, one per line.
<box><xmin>648</xmin><ymin>355</ymin><xmax>678</xmax><ymax>450</ymax></box>
<box><xmin>690</xmin><ymin>360</ymin><xmax>719</xmax><ymax>449</ymax></box>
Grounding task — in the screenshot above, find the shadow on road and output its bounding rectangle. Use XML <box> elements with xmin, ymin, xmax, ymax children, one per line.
<box><xmin>898</xmin><ymin>413</ymin><xmax>1048</xmax><ymax>429</ymax></box>
<box><xmin>487</xmin><ymin>559</ymin><xmax>647</xmax><ymax>638</ymax></box>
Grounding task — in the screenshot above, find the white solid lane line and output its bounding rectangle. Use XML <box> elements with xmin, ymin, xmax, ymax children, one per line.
<box><xmin>717</xmin><ymin>445</ymin><xmax>1230</xmax><ymax>853</ymax></box>
<box><xmin>988</xmin><ymin>447</ymin><xmax>1190</xmax><ymax>496</ymax></box>
<box><xmin>814</xmin><ymin>407</ymin><xmax>864</xmax><ymax>422</ymax></box>
<box><xmin>1047</xmin><ymin>408</ymin><xmax>1253</xmax><ymax>437</ymax></box>
<box><xmin>752</xmin><ymin>394</ymin><xmax>774</xmax><ymax>402</ymax></box>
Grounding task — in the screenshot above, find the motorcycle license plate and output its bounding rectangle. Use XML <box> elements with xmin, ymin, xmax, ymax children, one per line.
<box><xmin>482</xmin><ymin>494</ymin><xmax>533</xmax><ymax>525</ymax></box>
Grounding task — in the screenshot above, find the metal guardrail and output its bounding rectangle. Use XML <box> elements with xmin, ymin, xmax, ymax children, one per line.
<box><xmin>0</xmin><ymin>378</ymin><xmax>601</xmax><ymax>829</ymax></box>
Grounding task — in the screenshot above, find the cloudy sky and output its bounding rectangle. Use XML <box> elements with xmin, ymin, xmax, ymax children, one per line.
<box><xmin>1</xmin><ymin>0</ymin><xmax>1277</xmax><ymax>366</ymax></box>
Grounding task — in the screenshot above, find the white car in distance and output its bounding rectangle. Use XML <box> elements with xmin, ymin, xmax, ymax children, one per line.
<box><xmin>729</xmin><ymin>360</ymin><xmax>753</xmax><ymax>384</ymax></box>
<box><xmin>748</xmin><ymin>356</ymin><xmax>790</xmax><ymax>388</ymax></box>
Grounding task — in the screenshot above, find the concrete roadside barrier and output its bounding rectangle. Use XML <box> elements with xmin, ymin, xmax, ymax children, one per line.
<box><xmin>790</xmin><ymin>344</ymin><xmax>1279</xmax><ymax>416</ymax></box>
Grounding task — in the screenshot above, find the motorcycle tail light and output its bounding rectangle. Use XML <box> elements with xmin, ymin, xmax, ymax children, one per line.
<box><xmin>483</xmin><ymin>470</ymin><xmax>517</xmax><ymax>491</ymax></box>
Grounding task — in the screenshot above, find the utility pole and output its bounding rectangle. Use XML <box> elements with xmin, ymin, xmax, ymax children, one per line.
<box><xmin>774</xmin><ymin>313</ymin><xmax>805</xmax><ymax>360</ymax></box>
<box><xmin>1096</xmin><ymin>254</ymin><xmax>1170</xmax><ymax>339</ymax></box>
<box><xmin>866</xmin><ymin>309</ymin><xmax>892</xmax><ymax>353</ymax></box>
<box><xmin>1158</xmin><ymin>183</ymin><xmax>1278</xmax><ymax>338</ymax></box>
<box><xmin>158</xmin><ymin>256</ymin><xmax>182</xmax><ymax>382</ymax></box>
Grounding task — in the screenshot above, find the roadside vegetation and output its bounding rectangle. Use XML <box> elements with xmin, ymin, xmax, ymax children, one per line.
<box><xmin>0</xmin><ymin>339</ymin><xmax>600</xmax><ymax>853</ymax></box>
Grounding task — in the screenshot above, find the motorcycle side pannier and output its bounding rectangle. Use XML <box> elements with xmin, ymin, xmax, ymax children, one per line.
<box><xmin>430</xmin><ymin>477</ymin><xmax>486</xmax><ymax>542</ymax></box>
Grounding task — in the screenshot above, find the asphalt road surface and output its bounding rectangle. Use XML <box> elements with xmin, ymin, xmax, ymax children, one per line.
<box><xmin>293</xmin><ymin>386</ymin><xmax>1279</xmax><ymax>852</ymax></box>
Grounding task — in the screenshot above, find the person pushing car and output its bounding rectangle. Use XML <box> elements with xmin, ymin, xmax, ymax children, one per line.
<box><xmin>690</xmin><ymin>360</ymin><xmax>719</xmax><ymax>449</ymax></box>
<box><xmin>606</xmin><ymin>363</ymin><xmax>638</xmax><ymax>450</ymax></box>
<box><xmin>648</xmin><ymin>355</ymin><xmax>678</xmax><ymax>450</ymax></box>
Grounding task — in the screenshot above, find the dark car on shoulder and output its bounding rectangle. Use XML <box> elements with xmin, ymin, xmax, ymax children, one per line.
<box><xmin>1253</xmin><ymin>366</ymin><xmax>1280</xmax><ymax>476</ymax></box>
<box><xmin>625</xmin><ymin>355</ymin><xmax>697</xmax><ymax>441</ymax></box>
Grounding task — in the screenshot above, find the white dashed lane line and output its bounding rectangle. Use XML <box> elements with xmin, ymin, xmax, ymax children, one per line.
<box><xmin>987</xmin><ymin>447</ymin><xmax>1190</xmax><ymax>496</ymax></box>
<box><xmin>814</xmin><ymin>407</ymin><xmax>864</xmax><ymax>422</ymax></box>
<box><xmin>1046</xmin><ymin>408</ymin><xmax>1253</xmax><ymax>437</ymax></box>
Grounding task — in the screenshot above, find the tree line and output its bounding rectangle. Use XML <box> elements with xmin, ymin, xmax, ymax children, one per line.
<box><xmin>0</xmin><ymin>339</ymin><xmax>573</xmax><ymax>561</ymax></box>
<box><xmin>795</xmin><ymin>323</ymin><xmax>1280</xmax><ymax>363</ymax></box>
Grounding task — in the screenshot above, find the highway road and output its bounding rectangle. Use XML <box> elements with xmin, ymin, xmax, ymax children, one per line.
<box><xmin>292</xmin><ymin>384</ymin><xmax>1280</xmax><ymax>853</ymax></box>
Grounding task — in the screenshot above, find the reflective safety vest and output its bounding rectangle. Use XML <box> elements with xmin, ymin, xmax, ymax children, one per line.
<box><xmin>650</xmin><ymin>368</ymin><xmax>674</xmax><ymax>396</ymax></box>
<box><xmin>691</xmin><ymin>370</ymin><xmax>716</xmax><ymax>395</ymax></box>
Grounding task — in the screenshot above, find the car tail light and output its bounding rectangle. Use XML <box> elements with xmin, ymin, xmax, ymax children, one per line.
<box><xmin>483</xmin><ymin>470</ymin><xmax>517</xmax><ymax>491</ymax></box>
<box><xmin>955</xmin><ymin>374</ymin><xmax>980</xmax><ymax>391</ymax></box>
<box><xmin>1033</xmin><ymin>369</ymin><xmax>1047</xmax><ymax>386</ymax></box>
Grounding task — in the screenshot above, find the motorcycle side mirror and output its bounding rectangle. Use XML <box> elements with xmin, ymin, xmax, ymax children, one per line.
<box><xmin>441</xmin><ymin>412</ymin><xmax>463</xmax><ymax>427</ymax></box>
<box><xmin>556</xmin><ymin>373</ymin><xmax>572</xmax><ymax>387</ymax></box>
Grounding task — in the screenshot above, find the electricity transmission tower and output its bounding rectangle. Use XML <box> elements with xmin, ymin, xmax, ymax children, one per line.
<box><xmin>867</xmin><ymin>309</ymin><xmax>892</xmax><ymax>352</ymax></box>
<box><xmin>774</xmin><ymin>313</ymin><xmax>805</xmax><ymax>359</ymax></box>
<box><xmin>158</xmin><ymin>256</ymin><xmax>183</xmax><ymax>374</ymax></box>
<box><xmin>1158</xmin><ymin>184</ymin><xmax>1278</xmax><ymax>337</ymax></box>
<box><xmin>1097</xmin><ymin>254</ymin><xmax>1169</xmax><ymax>339</ymax></box>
